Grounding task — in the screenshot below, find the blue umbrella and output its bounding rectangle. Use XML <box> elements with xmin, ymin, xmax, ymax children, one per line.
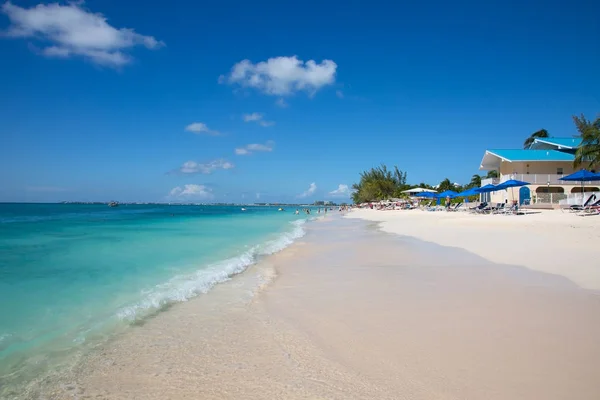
<box><xmin>436</xmin><ymin>190</ymin><xmax>458</xmax><ymax>198</ymax></box>
<box><xmin>496</xmin><ymin>179</ymin><xmax>530</xmax><ymax>189</ymax></box>
<box><xmin>475</xmin><ymin>184</ymin><xmax>501</xmax><ymax>193</ymax></box>
<box><xmin>558</xmin><ymin>169</ymin><xmax>600</xmax><ymax>182</ymax></box>
<box><xmin>559</xmin><ymin>169</ymin><xmax>600</xmax><ymax>205</ymax></box>
<box><xmin>456</xmin><ymin>187</ymin><xmax>479</xmax><ymax>197</ymax></box>
<box><xmin>496</xmin><ymin>179</ymin><xmax>530</xmax><ymax>205</ymax></box>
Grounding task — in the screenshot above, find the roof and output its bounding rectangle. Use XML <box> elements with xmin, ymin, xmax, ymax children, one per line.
<box><xmin>480</xmin><ymin>149</ymin><xmax>575</xmax><ymax>170</ymax></box>
<box><xmin>530</xmin><ymin>137</ymin><xmax>581</xmax><ymax>149</ymax></box>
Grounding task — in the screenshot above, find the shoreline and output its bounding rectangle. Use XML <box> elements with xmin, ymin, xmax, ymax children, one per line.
<box><xmin>346</xmin><ymin>208</ymin><xmax>600</xmax><ymax>291</ymax></box>
<box><xmin>1</xmin><ymin>214</ymin><xmax>316</xmax><ymax>400</ymax></box>
<box><xmin>41</xmin><ymin>215</ymin><xmax>600</xmax><ymax>399</ymax></box>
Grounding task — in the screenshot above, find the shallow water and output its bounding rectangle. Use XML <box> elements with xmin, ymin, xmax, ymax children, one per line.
<box><xmin>51</xmin><ymin>215</ymin><xmax>600</xmax><ymax>400</ymax></box>
<box><xmin>0</xmin><ymin>203</ymin><xmax>312</xmax><ymax>395</ymax></box>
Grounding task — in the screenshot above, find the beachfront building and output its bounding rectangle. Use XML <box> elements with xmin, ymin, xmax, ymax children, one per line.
<box><xmin>479</xmin><ymin>137</ymin><xmax>599</xmax><ymax>205</ymax></box>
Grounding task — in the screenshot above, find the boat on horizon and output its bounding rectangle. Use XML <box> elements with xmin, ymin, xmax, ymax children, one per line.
<box><xmin>108</xmin><ymin>201</ymin><xmax>119</xmax><ymax>207</ymax></box>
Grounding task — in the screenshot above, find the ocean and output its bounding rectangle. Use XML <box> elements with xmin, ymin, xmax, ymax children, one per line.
<box><xmin>0</xmin><ymin>203</ymin><xmax>312</xmax><ymax>396</ymax></box>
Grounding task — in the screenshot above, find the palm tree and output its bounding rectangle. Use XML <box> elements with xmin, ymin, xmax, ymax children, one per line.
<box><xmin>485</xmin><ymin>170</ymin><xmax>498</xmax><ymax>179</ymax></box>
<box><xmin>469</xmin><ymin>174</ymin><xmax>482</xmax><ymax>188</ymax></box>
<box><xmin>523</xmin><ymin>129</ymin><xmax>549</xmax><ymax>149</ymax></box>
<box><xmin>573</xmin><ymin>114</ymin><xmax>600</xmax><ymax>169</ymax></box>
<box><xmin>437</xmin><ymin>178</ymin><xmax>454</xmax><ymax>192</ymax></box>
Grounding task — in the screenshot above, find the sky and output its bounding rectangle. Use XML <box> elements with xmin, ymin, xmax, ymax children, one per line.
<box><xmin>1</xmin><ymin>0</ymin><xmax>599</xmax><ymax>203</ymax></box>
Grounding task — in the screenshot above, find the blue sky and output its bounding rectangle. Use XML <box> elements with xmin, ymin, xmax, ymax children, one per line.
<box><xmin>1</xmin><ymin>0</ymin><xmax>599</xmax><ymax>203</ymax></box>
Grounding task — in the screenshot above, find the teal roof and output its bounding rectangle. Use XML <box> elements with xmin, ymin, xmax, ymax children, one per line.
<box><xmin>487</xmin><ymin>149</ymin><xmax>575</xmax><ymax>162</ymax></box>
<box><xmin>532</xmin><ymin>137</ymin><xmax>581</xmax><ymax>149</ymax></box>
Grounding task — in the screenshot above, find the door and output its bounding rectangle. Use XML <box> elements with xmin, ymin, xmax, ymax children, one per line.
<box><xmin>519</xmin><ymin>186</ymin><xmax>531</xmax><ymax>205</ymax></box>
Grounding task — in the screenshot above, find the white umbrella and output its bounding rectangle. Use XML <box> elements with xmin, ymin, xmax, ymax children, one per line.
<box><xmin>402</xmin><ymin>188</ymin><xmax>437</xmax><ymax>193</ymax></box>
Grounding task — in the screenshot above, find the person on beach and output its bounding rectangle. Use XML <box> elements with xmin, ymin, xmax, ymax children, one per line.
<box><xmin>446</xmin><ymin>196</ymin><xmax>451</xmax><ymax>210</ymax></box>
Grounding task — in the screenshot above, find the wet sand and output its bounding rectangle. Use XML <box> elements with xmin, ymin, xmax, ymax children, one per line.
<box><xmin>45</xmin><ymin>217</ymin><xmax>600</xmax><ymax>399</ymax></box>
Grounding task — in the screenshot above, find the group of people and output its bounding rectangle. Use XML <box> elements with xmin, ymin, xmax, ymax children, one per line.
<box><xmin>293</xmin><ymin>206</ymin><xmax>352</xmax><ymax>215</ymax></box>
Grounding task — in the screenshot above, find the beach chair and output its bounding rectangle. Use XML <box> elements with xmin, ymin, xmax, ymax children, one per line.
<box><xmin>448</xmin><ymin>202</ymin><xmax>463</xmax><ymax>212</ymax></box>
<box><xmin>568</xmin><ymin>194</ymin><xmax>597</xmax><ymax>212</ymax></box>
<box><xmin>469</xmin><ymin>202</ymin><xmax>488</xmax><ymax>213</ymax></box>
<box><xmin>501</xmin><ymin>203</ymin><xmax>518</xmax><ymax>215</ymax></box>
<box><xmin>576</xmin><ymin>199</ymin><xmax>600</xmax><ymax>216</ymax></box>
<box><xmin>492</xmin><ymin>203</ymin><xmax>506</xmax><ymax>214</ymax></box>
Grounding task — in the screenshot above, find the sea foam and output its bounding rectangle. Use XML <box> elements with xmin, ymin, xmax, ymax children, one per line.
<box><xmin>116</xmin><ymin>219</ymin><xmax>306</xmax><ymax>321</ymax></box>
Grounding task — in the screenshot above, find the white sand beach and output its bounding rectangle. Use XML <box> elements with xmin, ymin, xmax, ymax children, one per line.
<box><xmin>347</xmin><ymin>208</ymin><xmax>600</xmax><ymax>290</ymax></box>
<box><xmin>44</xmin><ymin>215</ymin><xmax>600</xmax><ymax>400</ymax></box>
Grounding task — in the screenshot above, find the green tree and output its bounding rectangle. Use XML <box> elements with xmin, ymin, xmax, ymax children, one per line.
<box><xmin>437</xmin><ymin>178</ymin><xmax>455</xmax><ymax>192</ymax></box>
<box><xmin>351</xmin><ymin>164</ymin><xmax>408</xmax><ymax>203</ymax></box>
<box><xmin>469</xmin><ymin>174</ymin><xmax>482</xmax><ymax>188</ymax></box>
<box><xmin>523</xmin><ymin>129</ymin><xmax>549</xmax><ymax>149</ymax></box>
<box><xmin>485</xmin><ymin>170</ymin><xmax>498</xmax><ymax>179</ymax></box>
<box><xmin>573</xmin><ymin>114</ymin><xmax>600</xmax><ymax>169</ymax></box>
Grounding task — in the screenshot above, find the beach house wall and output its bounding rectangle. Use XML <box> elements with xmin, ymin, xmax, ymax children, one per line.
<box><xmin>479</xmin><ymin>138</ymin><xmax>599</xmax><ymax>205</ymax></box>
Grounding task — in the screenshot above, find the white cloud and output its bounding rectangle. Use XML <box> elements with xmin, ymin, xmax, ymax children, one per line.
<box><xmin>221</xmin><ymin>56</ymin><xmax>337</xmax><ymax>96</ymax></box>
<box><xmin>234</xmin><ymin>140</ymin><xmax>275</xmax><ymax>156</ymax></box>
<box><xmin>172</xmin><ymin>159</ymin><xmax>234</xmax><ymax>174</ymax></box>
<box><xmin>329</xmin><ymin>184</ymin><xmax>350</xmax><ymax>197</ymax></box>
<box><xmin>168</xmin><ymin>184</ymin><xmax>214</xmax><ymax>201</ymax></box>
<box><xmin>275</xmin><ymin>98</ymin><xmax>288</xmax><ymax>108</ymax></box>
<box><xmin>184</xmin><ymin>122</ymin><xmax>221</xmax><ymax>136</ymax></box>
<box><xmin>297</xmin><ymin>182</ymin><xmax>317</xmax><ymax>198</ymax></box>
<box><xmin>1</xmin><ymin>2</ymin><xmax>164</xmax><ymax>67</ymax></box>
<box><xmin>242</xmin><ymin>112</ymin><xmax>262</xmax><ymax>122</ymax></box>
<box><xmin>242</xmin><ymin>112</ymin><xmax>275</xmax><ymax>127</ymax></box>
<box><xmin>336</xmin><ymin>90</ymin><xmax>344</xmax><ymax>99</ymax></box>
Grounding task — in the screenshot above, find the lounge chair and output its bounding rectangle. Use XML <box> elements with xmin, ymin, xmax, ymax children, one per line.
<box><xmin>469</xmin><ymin>202</ymin><xmax>488</xmax><ymax>213</ymax></box>
<box><xmin>576</xmin><ymin>199</ymin><xmax>600</xmax><ymax>216</ymax></box>
<box><xmin>568</xmin><ymin>194</ymin><xmax>597</xmax><ymax>212</ymax></box>
<box><xmin>448</xmin><ymin>202</ymin><xmax>463</xmax><ymax>212</ymax></box>
<box><xmin>491</xmin><ymin>203</ymin><xmax>506</xmax><ymax>214</ymax></box>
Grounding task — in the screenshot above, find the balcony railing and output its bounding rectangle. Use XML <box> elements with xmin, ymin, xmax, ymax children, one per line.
<box><xmin>480</xmin><ymin>178</ymin><xmax>500</xmax><ymax>186</ymax></box>
<box><xmin>498</xmin><ymin>174</ymin><xmax>597</xmax><ymax>185</ymax></box>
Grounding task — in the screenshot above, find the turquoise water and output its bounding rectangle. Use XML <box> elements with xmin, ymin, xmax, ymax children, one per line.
<box><xmin>0</xmin><ymin>203</ymin><xmax>310</xmax><ymax>392</ymax></box>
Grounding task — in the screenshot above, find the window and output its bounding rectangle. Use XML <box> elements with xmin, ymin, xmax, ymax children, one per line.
<box><xmin>557</xmin><ymin>167</ymin><xmax>564</xmax><ymax>175</ymax></box>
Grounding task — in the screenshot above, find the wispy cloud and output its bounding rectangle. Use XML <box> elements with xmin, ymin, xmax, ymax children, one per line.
<box><xmin>184</xmin><ymin>122</ymin><xmax>221</xmax><ymax>136</ymax></box>
<box><xmin>336</xmin><ymin>90</ymin><xmax>344</xmax><ymax>99</ymax></box>
<box><xmin>169</xmin><ymin>159</ymin><xmax>234</xmax><ymax>175</ymax></box>
<box><xmin>328</xmin><ymin>184</ymin><xmax>350</xmax><ymax>197</ymax></box>
<box><xmin>297</xmin><ymin>182</ymin><xmax>317</xmax><ymax>198</ymax></box>
<box><xmin>242</xmin><ymin>112</ymin><xmax>275</xmax><ymax>127</ymax></box>
<box><xmin>168</xmin><ymin>184</ymin><xmax>214</xmax><ymax>201</ymax></box>
<box><xmin>235</xmin><ymin>140</ymin><xmax>275</xmax><ymax>156</ymax></box>
<box><xmin>1</xmin><ymin>2</ymin><xmax>164</xmax><ymax>67</ymax></box>
<box><xmin>220</xmin><ymin>56</ymin><xmax>337</xmax><ymax>97</ymax></box>
<box><xmin>275</xmin><ymin>98</ymin><xmax>288</xmax><ymax>108</ymax></box>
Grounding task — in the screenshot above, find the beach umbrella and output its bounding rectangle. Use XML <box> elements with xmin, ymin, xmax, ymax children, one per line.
<box><xmin>456</xmin><ymin>187</ymin><xmax>479</xmax><ymax>197</ymax></box>
<box><xmin>496</xmin><ymin>179</ymin><xmax>530</xmax><ymax>189</ymax></box>
<box><xmin>496</xmin><ymin>179</ymin><xmax>530</xmax><ymax>205</ymax></box>
<box><xmin>436</xmin><ymin>190</ymin><xmax>458</xmax><ymax>198</ymax></box>
<box><xmin>559</xmin><ymin>169</ymin><xmax>600</xmax><ymax>205</ymax></box>
<box><xmin>401</xmin><ymin>187</ymin><xmax>437</xmax><ymax>193</ymax></box>
<box><xmin>475</xmin><ymin>184</ymin><xmax>501</xmax><ymax>193</ymax></box>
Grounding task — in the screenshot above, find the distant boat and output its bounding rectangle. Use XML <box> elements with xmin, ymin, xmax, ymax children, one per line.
<box><xmin>278</xmin><ymin>207</ymin><xmax>284</xmax><ymax>211</ymax></box>
<box><xmin>241</xmin><ymin>208</ymin><xmax>247</xmax><ymax>211</ymax></box>
<box><xmin>108</xmin><ymin>201</ymin><xmax>119</xmax><ymax>207</ymax></box>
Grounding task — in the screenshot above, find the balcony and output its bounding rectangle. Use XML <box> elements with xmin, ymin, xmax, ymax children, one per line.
<box><xmin>495</xmin><ymin>174</ymin><xmax>598</xmax><ymax>185</ymax></box>
<box><xmin>481</xmin><ymin>178</ymin><xmax>500</xmax><ymax>186</ymax></box>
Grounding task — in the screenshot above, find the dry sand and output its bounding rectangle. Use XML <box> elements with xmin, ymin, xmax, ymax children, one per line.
<box><xmin>44</xmin><ymin>216</ymin><xmax>600</xmax><ymax>400</ymax></box>
<box><xmin>347</xmin><ymin>208</ymin><xmax>600</xmax><ymax>291</ymax></box>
